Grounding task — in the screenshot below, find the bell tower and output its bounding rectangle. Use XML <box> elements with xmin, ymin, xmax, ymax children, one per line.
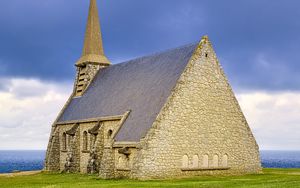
<box><xmin>74</xmin><ymin>0</ymin><xmax>110</xmax><ymax>96</ymax></box>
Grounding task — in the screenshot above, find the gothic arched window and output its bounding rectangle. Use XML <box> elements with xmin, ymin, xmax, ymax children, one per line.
<box><xmin>222</xmin><ymin>154</ymin><xmax>228</xmax><ymax>167</ymax></box>
<box><xmin>118</xmin><ymin>156</ymin><xmax>123</xmax><ymax>168</ymax></box>
<box><xmin>202</xmin><ymin>154</ymin><xmax>209</xmax><ymax>168</ymax></box>
<box><xmin>108</xmin><ymin>129</ymin><xmax>113</xmax><ymax>138</ymax></box>
<box><xmin>62</xmin><ymin>133</ymin><xmax>67</xmax><ymax>150</ymax></box>
<box><xmin>67</xmin><ymin>135</ymin><xmax>72</xmax><ymax>150</ymax></box>
<box><xmin>212</xmin><ymin>154</ymin><xmax>219</xmax><ymax>167</ymax></box>
<box><xmin>182</xmin><ymin>155</ymin><xmax>189</xmax><ymax>168</ymax></box>
<box><xmin>83</xmin><ymin>131</ymin><xmax>88</xmax><ymax>151</ymax></box>
<box><xmin>192</xmin><ymin>155</ymin><xmax>199</xmax><ymax>168</ymax></box>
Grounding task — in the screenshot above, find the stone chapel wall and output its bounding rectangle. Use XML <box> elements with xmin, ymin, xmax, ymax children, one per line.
<box><xmin>132</xmin><ymin>37</ymin><xmax>261</xmax><ymax>179</ymax></box>
<box><xmin>56</xmin><ymin>119</ymin><xmax>121</xmax><ymax>174</ymax></box>
<box><xmin>78</xmin><ymin>122</ymin><xmax>100</xmax><ymax>173</ymax></box>
<box><xmin>98</xmin><ymin>120</ymin><xmax>121</xmax><ymax>178</ymax></box>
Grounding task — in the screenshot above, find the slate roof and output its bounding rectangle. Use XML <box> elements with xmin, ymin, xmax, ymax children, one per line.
<box><xmin>58</xmin><ymin>43</ymin><xmax>198</xmax><ymax>142</ymax></box>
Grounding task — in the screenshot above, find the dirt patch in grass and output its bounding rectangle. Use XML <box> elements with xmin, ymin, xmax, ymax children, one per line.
<box><xmin>0</xmin><ymin>170</ymin><xmax>41</xmax><ymax>177</ymax></box>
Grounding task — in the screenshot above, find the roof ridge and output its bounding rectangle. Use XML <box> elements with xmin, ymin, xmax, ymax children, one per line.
<box><xmin>111</xmin><ymin>42</ymin><xmax>199</xmax><ymax>67</ymax></box>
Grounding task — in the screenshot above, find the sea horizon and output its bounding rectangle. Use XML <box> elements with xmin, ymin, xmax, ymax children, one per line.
<box><xmin>0</xmin><ymin>150</ymin><xmax>300</xmax><ymax>174</ymax></box>
<box><xmin>1</xmin><ymin>149</ymin><xmax>299</xmax><ymax>152</ymax></box>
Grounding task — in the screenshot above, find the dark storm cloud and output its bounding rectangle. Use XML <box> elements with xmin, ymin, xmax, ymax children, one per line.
<box><xmin>0</xmin><ymin>0</ymin><xmax>299</xmax><ymax>90</ymax></box>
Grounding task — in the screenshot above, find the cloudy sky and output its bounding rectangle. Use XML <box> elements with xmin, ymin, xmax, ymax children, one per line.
<box><xmin>0</xmin><ymin>0</ymin><xmax>299</xmax><ymax>150</ymax></box>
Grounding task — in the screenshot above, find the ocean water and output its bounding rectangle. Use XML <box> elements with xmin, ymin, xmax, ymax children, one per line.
<box><xmin>261</xmin><ymin>150</ymin><xmax>300</xmax><ymax>168</ymax></box>
<box><xmin>0</xmin><ymin>150</ymin><xmax>299</xmax><ymax>173</ymax></box>
<box><xmin>0</xmin><ymin>150</ymin><xmax>45</xmax><ymax>173</ymax></box>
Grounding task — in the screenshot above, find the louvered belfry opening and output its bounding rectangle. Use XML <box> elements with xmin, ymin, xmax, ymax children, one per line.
<box><xmin>74</xmin><ymin>0</ymin><xmax>110</xmax><ymax>97</ymax></box>
<box><xmin>76</xmin><ymin>66</ymin><xmax>87</xmax><ymax>96</ymax></box>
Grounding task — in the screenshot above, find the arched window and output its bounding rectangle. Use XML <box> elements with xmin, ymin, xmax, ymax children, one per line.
<box><xmin>118</xmin><ymin>156</ymin><xmax>123</xmax><ymax>168</ymax></box>
<box><xmin>182</xmin><ymin>155</ymin><xmax>189</xmax><ymax>168</ymax></box>
<box><xmin>202</xmin><ymin>154</ymin><xmax>209</xmax><ymax>168</ymax></box>
<box><xmin>118</xmin><ymin>156</ymin><xmax>129</xmax><ymax>168</ymax></box>
<box><xmin>67</xmin><ymin>135</ymin><xmax>72</xmax><ymax>150</ymax></box>
<box><xmin>108</xmin><ymin>129</ymin><xmax>113</xmax><ymax>139</ymax></box>
<box><xmin>125</xmin><ymin>156</ymin><xmax>129</xmax><ymax>168</ymax></box>
<box><xmin>222</xmin><ymin>154</ymin><xmax>228</xmax><ymax>167</ymax></box>
<box><xmin>90</xmin><ymin>134</ymin><xmax>96</xmax><ymax>150</ymax></box>
<box><xmin>83</xmin><ymin>131</ymin><xmax>88</xmax><ymax>151</ymax></box>
<box><xmin>62</xmin><ymin>133</ymin><xmax>67</xmax><ymax>150</ymax></box>
<box><xmin>192</xmin><ymin>155</ymin><xmax>199</xmax><ymax>168</ymax></box>
<box><xmin>212</xmin><ymin>154</ymin><xmax>219</xmax><ymax>167</ymax></box>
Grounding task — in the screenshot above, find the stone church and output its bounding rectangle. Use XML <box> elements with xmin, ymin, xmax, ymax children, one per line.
<box><xmin>45</xmin><ymin>0</ymin><xmax>261</xmax><ymax>179</ymax></box>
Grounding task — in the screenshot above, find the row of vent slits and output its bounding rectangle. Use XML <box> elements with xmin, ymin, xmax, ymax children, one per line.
<box><xmin>76</xmin><ymin>66</ymin><xmax>87</xmax><ymax>95</ymax></box>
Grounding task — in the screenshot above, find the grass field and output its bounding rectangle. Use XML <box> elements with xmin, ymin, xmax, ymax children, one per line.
<box><xmin>0</xmin><ymin>168</ymin><xmax>300</xmax><ymax>188</ymax></box>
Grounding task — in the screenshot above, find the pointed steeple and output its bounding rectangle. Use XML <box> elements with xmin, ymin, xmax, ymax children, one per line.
<box><xmin>76</xmin><ymin>0</ymin><xmax>110</xmax><ymax>66</ymax></box>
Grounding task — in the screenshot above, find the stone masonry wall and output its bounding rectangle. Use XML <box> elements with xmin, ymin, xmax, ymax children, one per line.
<box><xmin>44</xmin><ymin>128</ymin><xmax>60</xmax><ymax>171</ymax></box>
<box><xmin>114</xmin><ymin>148</ymin><xmax>138</xmax><ymax>179</ymax></box>
<box><xmin>55</xmin><ymin>119</ymin><xmax>120</xmax><ymax>174</ymax></box>
<box><xmin>58</xmin><ymin>124</ymin><xmax>80</xmax><ymax>172</ymax></box>
<box><xmin>132</xmin><ymin>37</ymin><xmax>261</xmax><ymax>179</ymax></box>
<box><xmin>75</xmin><ymin>64</ymin><xmax>102</xmax><ymax>96</ymax></box>
<box><xmin>78</xmin><ymin>122</ymin><xmax>99</xmax><ymax>173</ymax></box>
<box><xmin>99</xmin><ymin>120</ymin><xmax>121</xmax><ymax>179</ymax></box>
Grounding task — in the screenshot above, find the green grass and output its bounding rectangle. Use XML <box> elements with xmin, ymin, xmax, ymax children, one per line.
<box><xmin>0</xmin><ymin>169</ymin><xmax>300</xmax><ymax>188</ymax></box>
